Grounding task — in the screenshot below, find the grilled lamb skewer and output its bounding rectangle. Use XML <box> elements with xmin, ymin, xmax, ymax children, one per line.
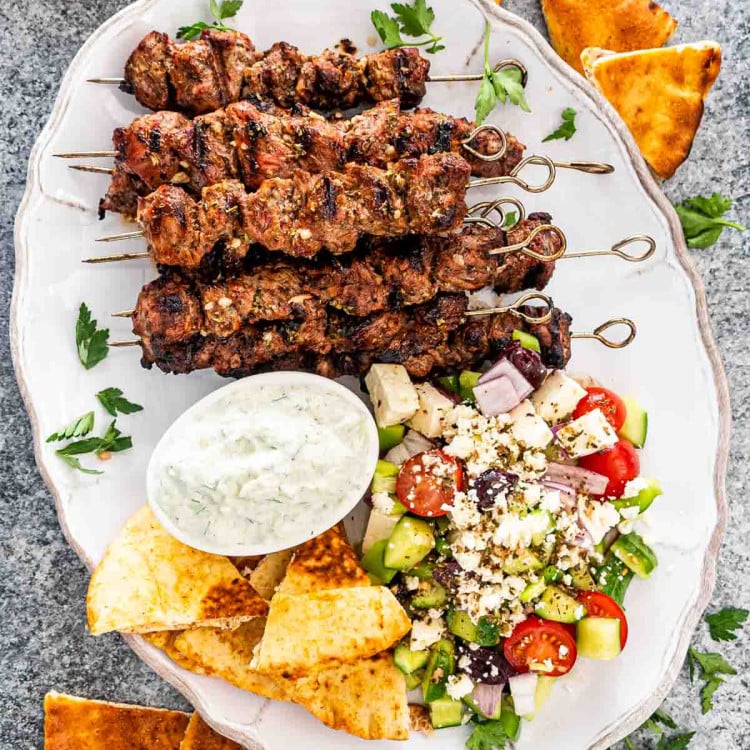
<box><xmin>132</xmin><ymin>291</ymin><xmax>572</xmax><ymax>378</ymax></box>
<box><xmin>130</xmin><ymin>218</ymin><xmax>560</xmax><ymax>340</ymax></box>
<box><xmin>104</xmin><ymin>153</ymin><xmax>472</xmax><ymax>266</ymax></box>
<box><xmin>95</xmin><ymin>99</ymin><xmax>519</xmax><ymax>217</ymax></box>
<box><xmin>97</xmin><ymin>30</ymin><xmax>431</xmax><ymax>115</ymax></box>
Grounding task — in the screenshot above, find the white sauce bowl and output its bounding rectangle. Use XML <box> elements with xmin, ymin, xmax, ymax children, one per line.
<box><xmin>147</xmin><ymin>371</ymin><xmax>380</xmax><ymax>556</ymax></box>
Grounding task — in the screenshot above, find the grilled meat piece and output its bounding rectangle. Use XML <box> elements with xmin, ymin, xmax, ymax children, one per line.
<box><xmin>101</xmin><ymin>99</ymin><xmax>521</xmax><ymax>217</ymax></box>
<box><xmin>122</xmin><ymin>30</ymin><xmax>430</xmax><ymax>115</ymax></box>
<box><xmin>136</xmin><ymin>296</ymin><xmax>571</xmax><ymax>380</ymax></box>
<box><xmin>136</xmin><ymin>153</ymin><xmax>471</xmax><ymax>266</ymax></box>
<box><xmin>132</xmin><ymin>218</ymin><xmax>560</xmax><ymax>341</ymax></box>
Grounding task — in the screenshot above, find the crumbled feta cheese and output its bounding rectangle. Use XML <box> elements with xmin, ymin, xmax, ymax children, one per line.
<box><xmin>364</xmin><ymin>364</ymin><xmax>419</xmax><ymax>427</ymax></box>
<box><xmin>530</xmin><ymin>370</ymin><xmax>587</xmax><ymax>424</ymax></box>
<box><xmin>578</xmin><ymin>497</ymin><xmax>620</xmax><ymax>545</ymax></box>
<box><xmin>509</xmin><ymin>400</ymin><xmax>554</xmax><ymax>450</ymax></box>
<box><xmin>450</xmin><ymin>492</ymin><xmax>482</xmax><ymax>529</ymax></box>
<box><xmin>407</xmin><ymin>382</ymin><xmax>455</xmax><ymax>438</ymax></box>
<box><xmin>622</xmin><ymin>477</ymin><xmax>650</xmax><ymax>497</ymax></box>
<box><xmin>540</xmin><ymin>489</ymin><xmax>562</xmax><ymax>514</ymax></box>
<box><xmin>410</xmin><ymin>619</ymin><xmax>444</xmax><ymax>651</ymax></box>
<box><xmin>555</xmin><ymin>409</ymin><xmax>619</xmax><ymax>459</ymax></box>
<box><xmin>371</xmin><ymin>492</ymin><xmax>396</xmax><ymax>515</ymax></box>
<box><xmin>446</xmin><ymin>674</ymin><xmax>475</xmax><ymax>700</ymax></box>
<box><xmin>453</xmin><ymin>550</ymin><xmax>482</xmax><ymax>572</ymax></box>
<box><xmin>523</xmin><ymin>483</ymin><xmax>543</xmax><ymax>507</ymax></box>
<box><xmin>618</xmin><ymin>520</ymin><xmax>634</xmax><ymax>535</ymax></box>
<box><xmin>404</xmin><ymin>576</ymin><xmax>420</xmax><ymax>591</ymax></box>
<box><xmin>620</xmin><ymin>506</ymin><xmax>641</xmax><ymax>520</ymax></box>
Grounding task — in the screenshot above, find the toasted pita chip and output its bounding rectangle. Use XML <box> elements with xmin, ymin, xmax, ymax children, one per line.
<box><xmin>142</xmin><ymin>631</ymin><xmax>208</xmax><ymax>675</ymax></box>
<box><xmin>277</xmin><ymin>524</ymin><xmax>370</xmax><ymax>596</ymax></box>
<box><xmin>254</xmin><ymin>587</ymin><xmax>411</xmax><ymax>677</ymax></box>
<box><xmin>542</xmin><ymin>0</ymin><xmax>677</xmax><ymax>74</ymax></box>
<box><xmin>290</xmin><ymin>652</ymin><xmax>409</xmax><ymax>740</ymax></box>
<box><xmin>87</xmin><ymin>506</ymin><xmax>268</xmax><ymax>635</ymax></box>
<box><xmin>249</xmin><ymin>550</ymin><xmax>294</xmax><ymax>600</ymax></box>
<box><xmin>44</xmin><ymin>692</ymin><xmax>189</xmax><ymax>750</ymax></box>
<box><xmin>408</xmin><ymin>704</ymin><xmax>433</xmax><ymax>735</ymax></box>
<box><xmin>179</xmin><ymin>714</ymin><xmax>243</xmax><ymax>750</ymax></box>
<box><xmin>581</xmin><ymin>42</ymin><xmax>721</xmax><ymax>178</ymax></box>
<box><xmin>172</xmin><ymin>620</ymin><xmax>288</xmax><ymax>701</ymax></box>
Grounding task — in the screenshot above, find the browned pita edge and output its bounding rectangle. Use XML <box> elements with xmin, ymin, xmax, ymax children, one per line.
<box><xmin>141</xmin><ymin>631</ymin><xmax>209</xmax><ymax>675</ymax></box>
<box><xmin>276</xmin><ymin>524</ymin><xmax>370</xmax><ymax>596</ymax></box>
<box><xmin>581</xmin><ymin>42</ymin><xmax>722</xmax><ymax>178</ymax></box>
<box><xmin>541</xmin><ymin>0</ymin><xmax>677</xmax><ymax>74</ymax></box>
<box><xmin>248</xmin><ymin>549</ymin><xmax>295</xmax><ymax>600</ymax></box>
<box><xmin>86</xmin><ymin>506</ymin><xmax>268</xmax><ymax>635</ymax></box>
<box><xmin>43</xmin><ymin>691</ymin><xmax>189</xmax><ymax>750</ymax></box>
<box><xmin>408</xmin><ymin>704</ymin><xmax>433</xmax><ymax>735</ymax></box>
<box><xmin>179</xmin><ymin>713</ymin><xmax>244</xmax><ymax>750</ymax></box>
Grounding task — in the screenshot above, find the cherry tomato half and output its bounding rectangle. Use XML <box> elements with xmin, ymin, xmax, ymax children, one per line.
<box><xmin>396</xmin><ymin>450</ymin><xmax>464</xmax><ymax>517</ymax></box>
<box><xmin>572</xmin><ymin>387</ymin><xmax>627</xmax><ymax>431</ymax></box>
<box><xmin>578</xmin><ymin>439</ymin><xmax>640</xmax><ymax>498</ymax></box>
<box><xmin>503</xmin><ymin>616</ymin><xmax>578</xmax><ymax>677</ymax></box>
<box><xmin>577</xmin><ymin>591</ymin><xmax>629</xmax><ymax>649</ymax></box>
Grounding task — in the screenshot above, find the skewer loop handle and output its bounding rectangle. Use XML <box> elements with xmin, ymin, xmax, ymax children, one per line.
<box><xmin>465</xmin><ymin>291</ymin><xmax>553</xmax><ymax>325</ymax></box>
<box><xmin>465</xmin><ymin>197</ymin><xmax>526</xmax><ymax>229</ymax></box>
<box><xmin>460</xmin><ymin>124</ymin><xmax>508</xmax><ymax>162</ymax></box>
<box><xmin>562</xmin><ymin>235</ymin><xmax>656</xmax><ymax>262</ymax></box>
<box><xmin>572</xmin><ymin>318</ymin><xmax>637</xmax><ymax>349</ymax></box>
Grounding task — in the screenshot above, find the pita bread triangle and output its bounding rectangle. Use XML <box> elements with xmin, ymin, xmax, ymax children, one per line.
<box><xmin>581</xmin><ymin>42</ymin><xmax>721</xmax><ymax>179</ymax></box>
<box><xmin>44</xmin><ymin>692</ymin><xmax>189</xmax><ymax>750</ymax></box>
<box><xmin>87</xmin><ymin>505</ymin><xmax>268</xmax><ymax>635</ymax></box>
<box><xmin>179</xmin><ymin>713</ymin><xmax>244</xmax><ymax>750</ymax></box>
<box><xmin>542</xmin><ymin>0</ymin><xmax>677</xmax><ymax>74</ymax></box>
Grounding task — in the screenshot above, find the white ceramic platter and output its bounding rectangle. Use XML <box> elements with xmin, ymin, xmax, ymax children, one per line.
<box><xmin>12</xmin><ymin>0</ymin><xmax>729</xmax><ymax>747</ymax></box>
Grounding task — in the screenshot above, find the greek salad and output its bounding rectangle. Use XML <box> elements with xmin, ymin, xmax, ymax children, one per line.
<box><xmin>360</xmin><ymin>333</ymin><xmax>661</xmax><ymax>735</ymax></box>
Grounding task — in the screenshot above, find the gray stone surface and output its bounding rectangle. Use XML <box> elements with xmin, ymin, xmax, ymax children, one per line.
<box><xmin>0</xmin><ymin>0</ymin><xmax>747</xmax><ymax>747</ymax></box>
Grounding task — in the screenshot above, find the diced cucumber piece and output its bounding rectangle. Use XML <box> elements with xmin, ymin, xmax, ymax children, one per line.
<box><xmin>438</xmin><ymin>375</ymin><xmax>460</xmax><ymax>395</ymax></box>
<box><xmin>569</xmin><ymin>565</ymin><xmax>597</xmax><ymax>591</ymax></box>
<box><xmin>576</xmin><ymin>617</ymin><xmax>622</xmax><ymax>660</ymax></box>
<box><xmin>463</xmin><ymin>691</ymin><xmax>503</xmax><ymax>721</ymax></box>
<box><xmin>611</xmin><ymin>532</ymin><xmax>658</xmax><ymax>579</ymax></box>
<box><xmin>446</xmin><ymin>610</ymin><xmax>499</xmax><ymax>646</ymax></box>
<box><xmin>459</xmin><ymin>371</ymin><xmax>482</xmax><ymax>403</ymax></box>
<box><xmin>447</xmin><ymin>609</ymin><xmax>477</xmax><ymax>642</ymax></box>
<box><xmin>378</xmin><ymin>424</ymin><xmax>405</xmax><ymax>452</ymax></box>
<box><xmin>513</xmin><ymin>329</ymin><xmax>541</xmax><ymax>353</ymax></box>
<box><xmin>522</xmin><ymin>675</ymin><xmax>556</xmax><ymax>720</ymax></box>
<box><xmin>394</xmin><ymin>641</ymin><xmax>430</xmax><ymax>674</ymax></box>
<box><xmin>535</xmin><ymin>586</ymin><xmax>586</xmax><ymax>624</ymax></box>
<box><xmin>371</xmin><ymin>459</ymin><xmax>400</xmax><ymax>494</ymax></box>
<box><xmin>435</xmin><ymin>536</ymin><xmax>451</xmax><ymax>556</ymax></box>
<box><xmin>619</xmin><ymin>396</ymin><xmax>648</xmax><ymax>447</ymax></box>
<box><xmin>435</xmin><ymin>516</ymin><xmax>451</xmax><ymax>533</ymax></box>
<box><xmin>500</xmin><ymin>696</ymin><xmax>521</xmax><ymax>741</ymax></box>
<box><xmin>413</xmin><ymin>582</ymin><xmax>448</xmax><ymax>609</ymax></box>
<box><xmin>543</xmin><ymin>565</ymin><xmax>564</xmax><ymax>583</ymax></box>
<box><xmin>404</xmin><ymin>670</ymin><xmax>424</xmax><ymax>690</ymax></box>
<box><xmin>503</xmin><ymin>549</ymin><xmax>545</xmax><ymax>575</ymax></box>
<box><xmin>520</xmin><ymin>579</ymin><xmax>547</xmax><ymax>603</ymax></box>
<box><xmin>410</xmin><ymin>561</ymin><xmax>436</xmax><ymax>580</ymax></box>
<box><xmin>428</xmin><ymin>696</ymin><xmax>464</xmax><ymax>728</ymax></box>
<box><xmin>612</xmin><ymin>479</ymin><xmax>662</xmax><ymax>514</ymax></box>
<box><xmin>422</xmin><ymin>639</ymin><xmax>455</xmax><ymax>702</ymax></box>
<box><xmin>528</xmin><ymin>509</ymin><xmax>555</xmax><ymax>545</ymax></box>
<box><xmin>360</xmin><ymin>539</ymin><xmax>398</xmax><ymax>584</ymax></box>
<box><xmin>594</xmin><ymin>554</ymin><xmax>634</xmax><ymax>606</ymax></box>
<box><xmin>384</xmin><ymin>516</ymin><xmax>435</xmax><ymax>570</ymax></box>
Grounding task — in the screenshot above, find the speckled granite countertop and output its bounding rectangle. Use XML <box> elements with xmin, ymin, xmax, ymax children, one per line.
<box><xmin>1</xmin><ymin>1</ymin><xmax>748</xmax><ymax>747</ymax></box>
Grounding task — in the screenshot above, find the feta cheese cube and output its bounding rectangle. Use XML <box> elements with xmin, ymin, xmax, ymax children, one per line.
<box><xmin>361</xmin><ymin>508</ymin><xmax>401</xmax><ymax>554</ymax></box>
<box><xmin>555</xmin><ymin>408</ymin><xmax>619</xmax><ymax>458</ymax></box>
<box><xmin>509</xmin><ymin>400</ymin><xmax>554</xmax><ymax>449</ymax></box>
<box><xmin>407</xmin><ymin>383</ymin><xmax>455</xmax><ymax>438</ymax></box>
<box><xmin>446</xmin><ymin>674</ymin><xmax>475</xmax><ymax>701</ymax></box>
<box><xmin>530</xmin><ymin>370</ymin><xmax>587</xmax><ymax>424</ymax></box>
<box><xmin>578</xmin><ymin>497</ymin><xmax>620</xmax><ymax>545</ymax></box>
<box><xmin>410</xmin><ymin>619</ymin><xmax>444</xmax><ymax>651</ymax></box>
<box><xmin>364</xmin><ymin>364</ymin><xmax>419</xmax><ymax>428</ymax></box>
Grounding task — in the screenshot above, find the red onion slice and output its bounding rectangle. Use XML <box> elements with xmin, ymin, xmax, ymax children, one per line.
<box><xmin>469</xmin><ymin>683</ymin><xmax>505</xmax><ymax>719</ymax></box>
<box><xmin>545</xmin><ymin>461</ymin><xmax>609</xmax><ymax>495</ymax></box>
<box><xmin>478</xmin><ymin>358</ymin><xmax>534</xmax><ymax>401</ymax></box>
<box><xmin>474</xmin><ymin>375</ymin><xmax>521</xmax><ymax>416</ymax></box>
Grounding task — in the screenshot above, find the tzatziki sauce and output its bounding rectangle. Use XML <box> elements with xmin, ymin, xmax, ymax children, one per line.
<box><xmin>148</xmin><ymin>375</ymin><xmax>378</xmax><ymax>554</ymax></box>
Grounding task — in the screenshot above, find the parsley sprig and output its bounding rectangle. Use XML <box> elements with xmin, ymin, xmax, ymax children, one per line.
<box><xmin>674</xmin><ymin>193</ymin><xmax>746</xmax><ymax>249</ymax></box>
<box><xmin>705</xmin><ymin>606</ymin><xmax>749</xmax><ymax>642</ymax></box>
<box><xmin>622</xmin><ymin>706</ymin><xmax>694</xmax><ymax>750</ymax></box>
<box><xmin>542</xmin><ymin>107</ymin><xmax>577</xmax><ymax>142</ymax></box>
<box><xmin>688</xmin><ymin>647</ymin><xmax>737</xmax><ymax>714</ymax></box>
<box><xmin>97</xmin><ymin>387</ymin><xmax>144</xmax><ymax>417</ymax></box>
<box><xmin>474</xmin><ymin>22</ymin><xmax>530</xmax><ymax>125</ymax></box>
<box><xmin>76</xmin><ymin>303</ymin><xmax>109</xmax><ymax>370</ymax></box>
<box><xmin>54</xmin><ymin>419</ymin><xmax>133</xmax><ymax>475</ymax></box>
<box><xmin>46</xmin><ymin>411</ymin><xmax>95</xmax><ymax>443</ymax></box>
<box><xmin>178</xmin><ymin>0</ymin><xmax>244</xmax><ymax>40</ymax></box>
<box><xmin>465</xmin><ymin>718</ymin><xmax>507</xmax><ymax>750</ymax></box>
<box><xmin>371</xmin><ymin>0</ymin><xmax>444</xmax><ymax>54</ymax></box>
